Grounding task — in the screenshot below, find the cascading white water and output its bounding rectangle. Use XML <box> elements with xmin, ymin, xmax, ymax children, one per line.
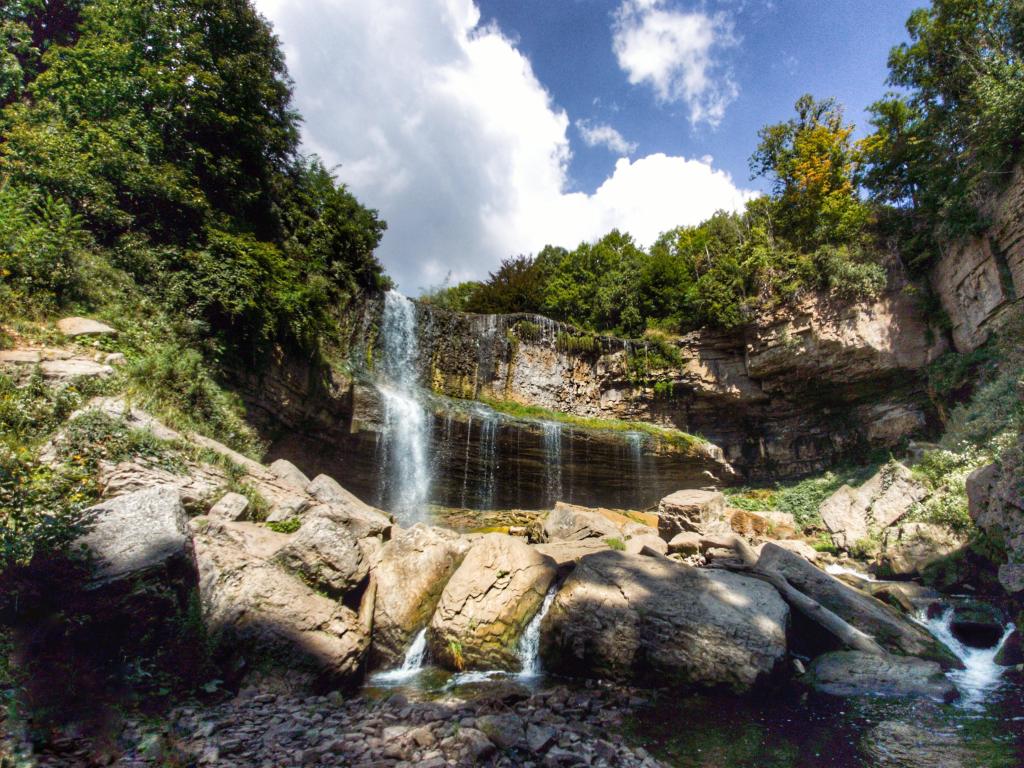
<box><xmin>918</xmin><ymin>607</ymin><xmax>1016</xmax><ymax>709</ymax></box>
<box><xmin>542</xmin><ymin>422</ymin><xmax>563</xmax><ymax>506</ymax></box>
<box><xmin>517</xmin><ymin>584</ymin><xmax>558</xmax><ymax>677</ymax></box>
<box><xmin>372</xmin><ymin>628</ymin><xmax>428</xmax><ymax>683</ymax></box>
<box><xmin>377</xmin><ymin>291</ymin><xmax>431</xmax><ymax>522</ymax></box>
<box><xmin>478</xmin><ymin>411</ymin><xmax>498</xmax><ymax>509</ymax></box>
<box><xmin>824</xmin><ymin>563</ymin><xmax>877</xmax><ymax>582</ymax></box>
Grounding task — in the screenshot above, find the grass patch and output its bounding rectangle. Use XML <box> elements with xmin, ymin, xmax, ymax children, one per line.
<box><xmin>476</xmin><ymin>395</ymin><xmax>705</xmax><ymax>453</ymax></box>
<box><xmin>726</xmin><ymin>463</ymin><xmax>882</xmax><ymax>530</ymax></box>
<box><xmin>266</xmin><ymin>518</ymin><xmax>301</xmax><ymax>534</ymax></box>
<box><xmin>605</xmin><ymin>537</ymin><xmax>626</xmax><ymax>551</ymax></box>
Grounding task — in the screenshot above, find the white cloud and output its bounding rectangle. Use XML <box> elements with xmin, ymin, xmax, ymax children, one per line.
<box><xmin>575</xmin><ymin>119</ymin><xmax>638</xmax><ymax>155</ymax></box>
<box><xmin>255</xmin><ymin>0</ymin><xmax>755</xmax><ymax>292</ymax></box>
<box><xmin>613</xmin><ymin>0</ymin><xmax>738</xmax><ymax>126</ymax></box>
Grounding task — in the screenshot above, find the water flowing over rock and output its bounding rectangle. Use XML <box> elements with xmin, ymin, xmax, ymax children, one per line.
<box><xmin>376</xmin><ymin>290</ymin><xmax>432</xmax><ymax>522</ymax></box>
<box><xmin>428</xmin><ymin>534</ymin><xmax>557</xmax><ymax>671</ymax></box>
<box><xmin>541</xmin><ymin>550</ymin><xmax>788</xmax><ymax>690</ymax></box>
<box><xmin>369</xmin><ymin>524</ymin><xmax>470</xmax><ymax>667</ymax></box>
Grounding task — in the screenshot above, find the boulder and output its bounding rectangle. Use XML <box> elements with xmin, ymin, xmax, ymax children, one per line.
<box><xmin>667</xmin><ymin>531</ymin><xmax>702</xmax><ymax>556</ymax></box>
<box><xmin>994</xmin><ymin>629</ymin><xmax>1022</xmax><ymax>666</ymax></box>
<box><xmin>533</xmin><ymin>539</ymin><xmax>609</xmax><ymax>570</ymax></box>
<box><xmin>758</xmin><ymin>511</ymin><xmax>798</xmax><ymax>539</ymax></box>
<box><xmin>729</xmin><ymin>509</ymin><xmax>771</xmax><ymax>538</ymax></box>
<box><xmin>475</xmin><ymin>713</ymin><xmax>526</xmax><ymax>750</ymax></box>
<box><xmin>429</xmin><ymin>534</ymin><xmax>557</xmax><ymax>671</ymax></box>
<box><xmin>98</xmin><ymin>459</ymin><xmax>224</xmax><ymax>513</ymax></box>
<box><xmin>57</xmin><ymin>317</ymin><xmax>117</xmax><ymax>337</ymax></box>
<box><xmin>876</xmin><ymin>522</ymin><xmax>964</xmax><ymax>577</ymax></box>
<box><xmin>272</xmin><ymin>513</ymin><xmax>369</xmax><ymax>598</ymax></box>
<box><xmin>820</xmin><ymin>463</ymin><xmax>928</xmax><ymax>550</ymax></box>
<box><xmin>624</xmin><ymin>533</ymin><xmax>667</xmax><ymax>556</ymax></box>
<box><xmin>40</xmin><ymin>358</ymin><xmax>113</xmax><ymax>381</ymax></box>
<box><xmin>948</xmin><ymin>601</ymin><xmax>1006</xmax><ymax>649</ymax></box>
<box><xmin>541</xmin><ymin>550</ymin><xmax>788</xmax><ymax>691</ymax></box>
<box><xmin>269</xmin><ymin>458</ymin><xmax>311</xmax><ymax>490</ymax></box>
<box><xmin>542</xmin><ymin>504</ymin><xmax>621</xmax><ymax>543</ymax></box>
<box><xmin>194</xmin><ymin>523</ymin><xmax>368</xmax><ymax>686</ymax></box>
<box><xmin>78</xmin><ymin>487</ymin><xmax>194</xmax><ymax>586</ymax></box>
<box><xmin>763</xmin><ymin>539</ymin><xmax>819</xmax><ymax>563</ymax></box>
<box><xmin>803</xmin><ymin>651</ymin><xmax>957</xmax><ymax>703</ymax></box>
<box><xmin>861</xmin><ymin>721</ymin><xmax>975</xmax><ymax>768</ymax></box>
<box><xmin>208</xmin><ymin>492</ymin><xmax>249</xmax><ymax>521</ymax></box>
<box><xmin>756</xmin><ymin>544</ymin><xmax>960</xmax><ymax>668</ymax></box>
<box><xmin>656</xmin><ymin>489</ymin><xmax>729</xmax><ymax>539</ymax></box>
<box><xmin>370</xmin><ymin>524</ymin><xmax>470</xmax><ymax>667</ymax></box>
<box><xmin>304</xmin><ymin>474</ymin><xmax>392</xmax><ymax>539</ymax></box>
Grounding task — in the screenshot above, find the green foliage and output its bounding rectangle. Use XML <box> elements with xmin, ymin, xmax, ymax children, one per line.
<box><xmin>266</xmin><ymin>517</ymin><xmax>300</xmax><ymax>534</ymax></box>
<box><xmin>1</xmin><ymin>0</ymin><xmax>387</xmax><ymax>357</ymax></box>
<box><xmin>556</xmin><ymin>330</ymin><xmax>599</xmax><ymax>355</ymax></box>
<box><xmin>125</xmin><ymin>344</ymin><xmax>262</xmax><ymax>456</ymax></box>
<box><xmin>726</xmin><ymin>464</ymin><xmax>882</xmax><ymax>530</ymax></box>
<box><xmin>511</xmin><ymin>320</ymin><xmax>542</xmax><ymax>342</ymax></box>
<box><xmin>605</xmin><ymin>537</ymin><xmax>625</xmax><ymax>551</ymax></box>
<box><xmin>862</xmin><ymin>0</ymin><xmax>1024</xmax><ymax>263</ymax></box>
<box><xmin>476</xmin><ymin>395</ymin><xmax>703</xmax><ymax>454</ymax></box>
<box><xmin>420</xmin><ymin>280</ymin><xmax>483</xmax><ymax>312</ymax></box>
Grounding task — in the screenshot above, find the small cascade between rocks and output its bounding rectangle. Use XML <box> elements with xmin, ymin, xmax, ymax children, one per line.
<box><xmin>372</xmin><ymin>629</ymin><xmax>428</xmax><ymax>684</ymax></box>
<box><xmin>377</xmin><ymin>291</ymin><xmax>431</xmax><ymax>523</ymax></box>
<box><xmin>517</xmin><ymin>584</ymin><xmax>558</xmax><ymax>678</ymax></box>
<box><xmin>919</xmin><ymin>607</ymin><xmax>1016</xmax><ymax>709</ymax></box>
<box><xmin>542</xmin><ymin>422</ymin><xmax>563</xmax><ymax>507</ymax></box>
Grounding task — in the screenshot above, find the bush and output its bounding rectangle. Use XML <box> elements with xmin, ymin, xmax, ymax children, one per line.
<box><xmin>125</xmin><ymin>345</ymin><xmax>263</xmax><ymax>456</ymax></box>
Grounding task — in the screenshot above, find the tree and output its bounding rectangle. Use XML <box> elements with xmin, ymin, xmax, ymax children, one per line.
<box><xmin>750</xmin><ymin>94</ymin><xmax>869</xmax><ymax>249</ymax></box>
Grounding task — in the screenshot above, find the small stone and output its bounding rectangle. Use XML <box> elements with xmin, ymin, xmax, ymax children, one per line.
<box><xmin>526</xmin><ymin>723</ymin><xmax>556</xmax><ymax>753</ymax></box>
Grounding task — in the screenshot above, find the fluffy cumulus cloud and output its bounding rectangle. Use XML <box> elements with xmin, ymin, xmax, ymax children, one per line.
<box><xmin>255</xmin><ymin>0</ymin><xmax>755</xmax><ymax>292</ymax></box>
<box><xmin>575</xmin><ymin>119</ymin><xmax>638</xmax><ymax>155</ymax></box>
<box><xmin>613</xmin><ymin>0</ymin><xmax>738</xmax><ymax>126</ymax></box>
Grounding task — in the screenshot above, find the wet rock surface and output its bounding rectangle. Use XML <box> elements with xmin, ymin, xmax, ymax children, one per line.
<box><xmin>803</xmin><ymin>651</ymin><xmax>958</xmax><ymax>702</ymax></box>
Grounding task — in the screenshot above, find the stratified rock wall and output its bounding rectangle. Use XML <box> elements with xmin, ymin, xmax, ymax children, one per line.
<box><xmin>931</xmin><ymin>164</ymin><xmax>1024</xmax><ymax>352</ymax></box>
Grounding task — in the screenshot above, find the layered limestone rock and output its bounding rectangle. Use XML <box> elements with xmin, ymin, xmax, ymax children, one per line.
<box><xmin>369</xmin><ymin>524</ymin><xmax>471</xmax><ymax>667</ymax></box>
<box><xmin>931</xmin><ymin>164</ymin><xmax>1024</xmax><ymax>352</ymax></box>
<box><xmin>967</xmin><ymin>438</ymin><xmax>1024</xmax><ymax>597</ymax></box>
<box><xmin>540</xmin><ymin>550</ymin><xmax>788</xmax><ymax>690</ymax></box>
<box><xmin>656</xmin><ymin>489</ymin><xmax>729</xmax><ymax>539</ymax></box>
<box><xmin>820</xmin><ymin>462</ymin><xmax>929</xmax><ymax>550</ymax></box>
<box><xmin>428</xmin><ymin>534</ymin><xmax>557</xmax><ymax>671</ymax></box>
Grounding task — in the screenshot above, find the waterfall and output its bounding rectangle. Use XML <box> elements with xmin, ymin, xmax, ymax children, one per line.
<box><xmin>377</xmin><ymin>291</ymin><xmax>431</xmax><ymax>522</ymax></box>
<box><xmin>478</xmin><ymin>411</ymin><xmax>499</xmax><ymax>509</ymax></box>
<box><xmin>372</xmin><ymin>628</ymin><xmax>428</xmax><ymax>683</ymax></box>
<box><xmin>918</xmin><ymin>607</ymin><xmax>1016</xmax><ymax>709</ymax></box>
<box><xmin>543</xmin><ymin>422</ymin><xmax>563</xmax><ymax>506</ymax></box>
<box><xmin>518</xmin><ymin>584</ymin><xmax>558</xmax><ymax>677</ymax></box>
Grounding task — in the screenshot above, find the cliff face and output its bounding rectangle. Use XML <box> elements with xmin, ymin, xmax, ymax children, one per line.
<box><xmin>414</xmin><ymin>281</ymin><xmax>946</xmax><ymax>480</ymax></box>
<box><xmin>931</xmin><ymin>164</ymin><xmax>1024</xmax><ymax>352</ymax></box>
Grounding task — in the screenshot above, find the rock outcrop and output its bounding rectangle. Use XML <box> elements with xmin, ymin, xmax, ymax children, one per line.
<box><xmin>656</xmin><ymin>489</ymin><xmax>729</xmax><ymax>539</ymax></box>
<box><xmin>541</xmin><ymin>550</ymin><xmax>788</xmax><ymax>690</ymax></box>
<box><xmin>272</xmin><ymin>512</ymin><xmax>370</xmax><ymax>598</ymax></box>
<box><xmin>820</xmin><ymin>463</ymin><xmax>928</xmax><ymax>550</ymax></box>
<box><xmin>876</xmin><ymin>522</ymin><xmax>964</xmax><ymax>578</ymax></box>
<box><xmin>194</xmin><ymin>521</ymin><xmax>369</xmax><ymax>687</ymax></box>
<box><xmin>756</xmin><ymin>543</ymin><xmax>960</xmax><ymax>667</ymax></box>
<box><xmin>429</xmin><ymin>534</ymin><xmax>557</xmax><ymax>671</ymax></box>
<box><xmin>803</xmin><ymin>651</ymin><xmax>957</xmax><ymax>702</ymax></box>
<box><xmin>370</xmin><ymin>524</ymin><xmax>470</xmax><ymax>667</ymax></box>
<box><xmin>967</xmin><ymin>438</ymin><xmax>1024</xmax><ymax>598</ymax></box>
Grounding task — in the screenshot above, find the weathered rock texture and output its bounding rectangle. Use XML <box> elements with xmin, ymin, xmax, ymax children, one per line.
<box><xmin>370</xmin><ymin>524</ymin><xmax>470</xmax><ymax>667</ymax></box>
<box><xmin>756</xmin><ymin>543</ymin><xmax>960</xmax><ymax>667</ymax></box>
<box><xmin>877</xmin><ymin>522</ymin><xmax>964</xmax><ymax>578</ymax></box>
<box><xmin>541</xmin><ymin>550</ymin><xmax>788</xmax><ymax>690</ymax></box>
<box><xmin>272</xmin><ymin>512</ymin><xmax>369</xmax><ymax>597</ymax></box>
<box><xmin>656</xmin><ymin>489</ymin><xmax>729</xmax><ymax>539</ymax></box>
<box><xmin>429</xmin><ymin>534</ymin><xmax>557</xmax><ymax>671</ymax></box>
<box><xmin>820</xmin><ymin>463</ymin><xmax>928</xmax><ymax>550</ymax></box>
<box><xmin>931</xmin><ymin>164</ymin><xmax>1024</xmax><ymax>352</ymax></box>
<box><xmin>803</xmin><ymin>651</ymin><xmax>957</xmax><ymax>702</ymax></box>
<box><xmin>967</xmin><ymin>436</ymin><xmax>1024</xmax><ymax>597</ymax></box>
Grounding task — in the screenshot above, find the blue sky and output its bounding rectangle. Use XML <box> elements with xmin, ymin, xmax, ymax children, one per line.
<box><xmin>477</xmin><ymin>0</ymin><xmax>920</xmax><ymax>195</ymax></box>
<box><xmin>255</xmin><ymin>0</ymin><xmax>921</xmax><ymax>292</ymax></box>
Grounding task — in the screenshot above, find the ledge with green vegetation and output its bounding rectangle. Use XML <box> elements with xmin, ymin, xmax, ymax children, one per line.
<box><xmin>475</xmin><ymin>395</ymin><xmax>707</xmax><ymax>454</ymax></box>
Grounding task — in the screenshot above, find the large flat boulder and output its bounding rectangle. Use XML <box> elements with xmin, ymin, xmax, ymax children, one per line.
<box><xmin>757</xmin><ymin>543</ymin><xmax>960</xmax><ymax>668</ymax></box>
<box><xmin>78</xmin><ymin>487</ymin><xmax>193</xmax><ymax>585</ymax></box>
<box><xmin>820</xmin><ymin>463</ymin><xmax>928</xmax><ymax>550</ymax></box>
<box><xmin>57</xmin><ymin>317</ymin><xmax>117</xmax><ymax>337</ymax></box>
<box><xmin>803</xmin><ymin>651</ymin><xmax>957</xmax><ymax>702</ymax></box>
<box><xmin>541</xmin><ymin>550</ymin><xmax>788</xmax><ymax>691</ymax></box>
<box><xmin>195</xmin><ymin>523</ymin><xmax>368</xmax><ymax>686</ymax></box>
<box><xmin>542</xmin><ymin>503</ymin><xmax>621</xmax><ymax>543</ymax></box>
<box><xmin>429</xmin><ymin>534</ymin><xmax>557</xmax><ymax>671</ymax></box>
<box><xmin>656</xmin><ymin>489</ymin><xmax>729</xmax><ymax>540</ymax></box>
<box><xmin>272</xmin><ymin>512</ymin><xmax>369</xmax><ymax>598</ymax></box>
<box><xmin>370</xmin><ymin>524</ymin><xmax>471</xmax><ymax>667</ymax></box>
<box><xmin>304</xmin><ymin>474</ymin><xmax>392</xmax><ymax>539</ymax></box>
